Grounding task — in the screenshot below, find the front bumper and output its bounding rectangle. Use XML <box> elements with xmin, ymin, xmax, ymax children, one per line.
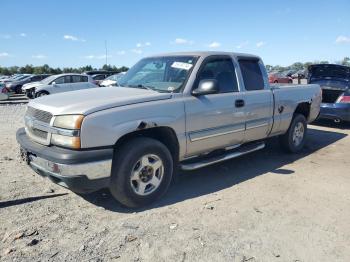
<box><xmin>318</xmin><ymin>103</ymin><xmax>350</xmax><ymax>122</ymax></box>
<box><xmin>16</xmin><ymin>128</ymin><xmax>113</xmax><ymax>193</ymax></box>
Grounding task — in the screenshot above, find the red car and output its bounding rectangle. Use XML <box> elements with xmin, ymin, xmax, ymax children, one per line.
<box><xmin>269</xmin><ymin>73</ymin><xmax>293</xmax><ymax>84</ymax></box>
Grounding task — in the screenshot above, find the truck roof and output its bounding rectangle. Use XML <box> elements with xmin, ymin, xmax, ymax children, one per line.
<box><xmin>147</xmin><ymin>51</ymin><xmax>261</xmax><ymax>60</ymax></box>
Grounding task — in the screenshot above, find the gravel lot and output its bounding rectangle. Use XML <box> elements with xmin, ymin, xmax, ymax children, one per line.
<box><xmin>0</xmin><ymin>105</ymin><xmax>349</xmax><ymax>262</ymax></box>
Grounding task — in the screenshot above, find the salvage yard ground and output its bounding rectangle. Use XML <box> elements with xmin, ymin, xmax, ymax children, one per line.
<box><xmin>0</xmin><ymin>105</ymin><xmax>349</xmax><ymax>262</ymax></box>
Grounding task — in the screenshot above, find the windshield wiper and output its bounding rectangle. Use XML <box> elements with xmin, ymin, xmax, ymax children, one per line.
<box><xmin>125</xmin><ymin>84</ymin><xmax>157</xmax><ymax>91</ymax></box>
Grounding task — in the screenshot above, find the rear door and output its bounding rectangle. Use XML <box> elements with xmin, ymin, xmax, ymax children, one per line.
<box><xmin>237</xmin><ymin>58</ymin><xmax>274</xmax><ymax>142</ymax></box>
<box><xmin>71</xmin><ymin>75</ymin><xmax>91</xmax><ymax>90</ymax></box>
<box><xmin>185</xmin><ymin>56</ymin><xmax>245</xmax><ymax>156</ymax></box>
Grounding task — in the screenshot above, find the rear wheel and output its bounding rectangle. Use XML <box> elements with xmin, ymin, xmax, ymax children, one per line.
<box><xmin>280</xmin><ymin>114</ymin><xmax>307</xmax><ymax>153</ymax></box>
<box><xmin>274</xmin><ymin>80</ymin><xmax>278</xmax><ymax>83</ymax></box>
<box><xmin>109</xmin><ymin>137</ymin><xmax>173</xmax><ymax>208</ymax></box>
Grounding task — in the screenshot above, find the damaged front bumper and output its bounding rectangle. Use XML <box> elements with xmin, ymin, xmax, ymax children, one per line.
<box><xmin>16</xmin><ymin>128</ymin><xmax>113</xmax><ymax>193</ymax></box>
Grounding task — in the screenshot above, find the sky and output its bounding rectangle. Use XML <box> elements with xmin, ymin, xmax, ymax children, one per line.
<box><xmin>0</xmin><ymin>0</ymin><xmax>349</xmax><ymax>68</ymax></box>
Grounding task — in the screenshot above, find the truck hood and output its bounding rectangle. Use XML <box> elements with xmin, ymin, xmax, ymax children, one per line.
<box><xmin>29</xmin><ymin>87</ymin><xmax>172</xmax><ymax>115</ymax></box>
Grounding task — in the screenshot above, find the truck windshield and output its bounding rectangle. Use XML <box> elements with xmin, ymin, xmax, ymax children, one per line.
<box><xmin>118</xmin><ymin>56</ymin><xmax>198</xmax><ymax>92</ymax></box>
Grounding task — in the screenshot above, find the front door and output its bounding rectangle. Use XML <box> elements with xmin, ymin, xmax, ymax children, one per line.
<box><xmin>184</xmin><ymin>56</ymin><xmax>245</xmax><ymax>156</ymax></box>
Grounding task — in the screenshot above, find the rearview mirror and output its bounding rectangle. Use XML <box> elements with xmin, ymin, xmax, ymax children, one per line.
<box><xmin>192</xmin><ymin>79</ymin><xmax>219</xmax><ymax>96</ymax></box>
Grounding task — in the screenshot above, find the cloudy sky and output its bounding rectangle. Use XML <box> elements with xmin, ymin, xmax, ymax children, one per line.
<box><xmin>0</xmin><ymin>0</ymin><xmax>349</xmax><ymax>67</ymax></box>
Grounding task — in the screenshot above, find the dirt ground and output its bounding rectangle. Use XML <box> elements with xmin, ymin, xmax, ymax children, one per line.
<box><xmin>0</xmin><ymin>104</ymin><xmax>349</xmax><ymax>262</ymax></box>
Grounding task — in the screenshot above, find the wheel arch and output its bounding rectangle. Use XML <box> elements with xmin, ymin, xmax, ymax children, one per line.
<box><xmin>35</xmin><ymin>89</ymin><xmax>50</xmax><ymax>96</ymax></box>
<box><xmin>114</xmin><ymin>125</ymin><xmax>180</xmax><ymax>163</ymax></box>
<box><xmin>294</xmin><ymin>102</ymin><xmax>311</xmax><ymax>120</ymax></box>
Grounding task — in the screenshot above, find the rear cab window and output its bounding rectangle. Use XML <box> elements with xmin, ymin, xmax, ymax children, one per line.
<box><xmin>238</xmin><ymin>59</ymin><xmax>265</xmax><ymax>91</ymax></box>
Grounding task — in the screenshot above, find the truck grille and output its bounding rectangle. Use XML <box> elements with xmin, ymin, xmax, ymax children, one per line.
<box><xmin>322</xmin><ymin>89</ymin><xmax>344</xmax><ymax>104</ymax></box>
<box><xmin>31</xmin><ymin>128</ymin><xmax>48</xmax><ymax>139</ymax></box>
<box><xmin>25</xmin><ymin>107</ymin><xmax>52</xmax><ymax>144</ymax></box>
<box><xmin>26</xmin><ymin>107</ymin><xmax>53</xmax><ymax>124</ymax></box>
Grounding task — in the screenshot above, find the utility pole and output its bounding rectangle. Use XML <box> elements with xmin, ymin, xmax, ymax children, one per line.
<box><xmin>105</xmin><ymin>40</ymin><xmax>108</xmax><ymax>67</ymax></box>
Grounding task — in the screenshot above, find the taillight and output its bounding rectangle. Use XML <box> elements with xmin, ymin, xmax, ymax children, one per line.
<box><xmin>336</xmin><ymin>94</ymin><xmax>350</xmax><ymax>103</ymax></box>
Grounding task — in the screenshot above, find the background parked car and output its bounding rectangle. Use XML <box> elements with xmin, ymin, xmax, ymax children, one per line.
<box><xmin>99</xmin><ymin>72</ymin><xmax>126</xmax><ymax>87</ymax></box>
<box><xmin>282</xmin><ymin>69</ymin><xmax>297</xmax><ymax>77</ymax></box>
<box><xmin>268</xmin><ymin>72</ymin><xmax>293</xmax><ymax>83</ymax></box>
<box><xmin>6</xmin><ymin>74</ymin><xmax>51</xmax><ymax>94</ymax></box>
<box><xmin>0</xmin><ymin>74</ymin><xmax>31</xmax><ymax>84</ymax></box>
<box><xmin>23</xmin><ymin>73</ymin><xmax>97</xmax><ymax>98</ymax></box>
<box><xmin>0</xmin><ymin>82</ymin><xmax>9</xmax><ymax>100</ymax></box>
<box><xmin>309</xmin><ymin>64</ymin><xmax>350</xmax><ymax>122</ymax></box>
<box><xmin>92</xmin><ymin>74</ymin><xmax>110</xmax><ymax>86</ymax></box>
<box><xmin>292</xmin><ymin>70</ymin><xmax>307</xmax><ymax>79</ymax></box>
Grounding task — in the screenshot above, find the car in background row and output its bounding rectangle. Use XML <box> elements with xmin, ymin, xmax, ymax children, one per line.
<box><xmin>309</xmin><ymin>64</ymin><xmax>350</xmax><ymax>122</ymax></box>
<box><xmin>0</xmin><ymin>74</ymin><xmax>31</xmax><ymax>84</ymax></box>
<box><xmin>268</xmin><ymin>72</ymin><xmax>293</xmax><ymax>84</ymax></box>
<box><xmin>291</xmin><ymin>70</ymin><xmax>307</xmax><ymax>79</ymax></box>
<box><xmin>282</xmin><ymin>69</ymin><xmax>297</xmax><ymax>77</ymax></box>
<box><xmin>92</xmin><ymin>73</ymin><xmax>110</xmax><ymax>86</ymax></box>
<box><xmin>0</xmin><ymin>80</ymin><xmax>10</xmax><ymax>100</ymax></box>
<box><xmin>99</xmin><ymin>72</ymin><xmax>126</xmax><ymax>87</ymax></box>
<box><xmin>23</xmin><ymin>73</ymin><xmax>97</xmax><ymax>98</ymax></box>
<box><xmin>84</xmin><ymin>70</ymin><xmax>118</xmax><ymax>76</ymax></box>
<box><xmin>6</xmin><ymin>74</ymin><xmax>51</xmax><ymax>94</ymax></box>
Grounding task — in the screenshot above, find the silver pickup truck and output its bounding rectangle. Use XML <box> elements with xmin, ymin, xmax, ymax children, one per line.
<box><xmin>17</xmin><ymin>52</ymin><xmax>321</xmax><ymax>207</ymax></box>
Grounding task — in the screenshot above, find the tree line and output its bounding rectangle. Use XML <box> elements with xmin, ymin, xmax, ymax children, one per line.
<box><xmin>0</xmin><ymin>64</ymin><xmax>129</xmax><ymax>76</ymax></box>
<box><xmin>0</xmin><ymin>57</ymin><xmax>349</xmax><ymax>76</ymax></box>
<box><xmin>266</xmin><ymin>57</ymin><xmax>350</xmax><ymax>73</ymax></box>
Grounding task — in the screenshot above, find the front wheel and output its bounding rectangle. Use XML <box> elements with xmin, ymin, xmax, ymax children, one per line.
<box><xmin>109</xmin><ymin>137</ymin><xmax>173</xmax><ymax>208</ymax></box>
<box><xmin>279</xmin><ymin>114</ymin><xmax>307</xmax><ymax>153</ymax></box>
<box><xmin>35</xmin><ymin>91</ymin><xmax>49</xmax><ymax>98</ymax></box>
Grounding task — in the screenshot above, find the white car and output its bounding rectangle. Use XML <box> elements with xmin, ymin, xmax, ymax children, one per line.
<box><xmin>99</xmin><ymin>72</ymin><xmax>126</xmax><ymax>87</ymax></box>
<box><xmin>22</xmin><ymin>73</ymin><xmax>97</xmax><ymax>98</ymax></box>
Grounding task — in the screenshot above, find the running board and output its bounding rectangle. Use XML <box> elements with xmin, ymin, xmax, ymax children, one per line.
<box><xmin>180</xmin><ymin>142</ymin><xmax>265</xmax><ymax>171</ymax></box>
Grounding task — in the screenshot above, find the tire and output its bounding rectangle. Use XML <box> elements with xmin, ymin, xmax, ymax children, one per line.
<box><xmin>109</xmin><ymin>137</ymin><xmax>173</xmax><ymax>208</ymax></box>
<box><xmin>274</xmin><ymin>80</ymin><xmax>278</xmax><ymax>83</ymax></box>
<box><xmin>288</xmin><ymin>79</ymin><xmax>293</xmax><ymax>84</ymax></box>
<box><xmin>35</xmin><ymin>91</ymin><xmax>49</xmax><ymax>98</ymax></box>
<box><xmin>279</xmin><ymin>114</ymin><xmax>307</xmax><ymax>153</ymax></box>
<box><xmin>15</xmin><ymin>85</ymin><xmax>22</xmax><ymax>94</ymax></box>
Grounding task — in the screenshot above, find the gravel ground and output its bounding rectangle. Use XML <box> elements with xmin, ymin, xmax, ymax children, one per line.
<box><xmin>0</xmin><ymin>104</ymin><xmax>350</xmax><ymax>262</ymax></box>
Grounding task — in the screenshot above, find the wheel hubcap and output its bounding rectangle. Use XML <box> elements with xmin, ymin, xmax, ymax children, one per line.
<box><xmin>292</xmin><ymin>122</ymin><xmax>304</xmax><ymax>146</ymax></box>
<box><xmin>130</xmin><ymin>154</ymin><xmax>164</xmax><ymax>196</ymax></box>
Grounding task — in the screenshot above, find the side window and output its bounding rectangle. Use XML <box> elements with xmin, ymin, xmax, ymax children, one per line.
<box><xmin>54</xmin><ymin>77</ymin><xmax>65</xmax><ymax>84</ymax></box>
<box><xmin>54</xmin><ymin>76</ymin><xmax>71</xmax><ymax>84</ymax></box>
<box><xmin>72</xmin><ymin>75</ymin><xmax>82</xmax><ymax>83</ymax></box>
<box><xmin>65</xmin><ymin>76</ymin><xmax>72</xmax><ymax>83</ymax></box>
<box><xmin>238</xmin><ymin>60</ymin><xmax>265</xmax><ymax>91</ymax></box>
<box><xmin>31</xmin><ymin>75</ymin><xmax>41</xmax><ymax>82</ymax></box>
<box><xmin>197</xmin><ymin>58</ymin><xmax>238</xmax><ymax>93</ymax></box>
<box><xmin>81</xmin><ymin>76</ymin><xmax>88</xmax><ymax>82</ymax></box>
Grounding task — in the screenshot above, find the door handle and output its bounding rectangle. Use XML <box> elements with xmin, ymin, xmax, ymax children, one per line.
<box><xmin>235</xmin><ymin>99</ymin><xmax>245</xmax><ymax>108</ymax></box>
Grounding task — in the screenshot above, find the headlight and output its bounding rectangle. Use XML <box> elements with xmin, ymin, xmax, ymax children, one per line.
<box><xmin>51</xmin><ymin>134</ymin><xmax>81</xmax><ymax>149</ymax></box>
<box><xmin>51</xmin><ymin>115</ymin><xmax>84</xmax><ymax>149</ymax></box>
<box><xmin>53</xmin><ymin>115</ymin><xmax>84</xmax><ymax>129</ymax></box>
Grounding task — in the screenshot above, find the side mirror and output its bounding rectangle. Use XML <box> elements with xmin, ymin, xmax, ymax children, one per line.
<box><xmin>192</xmin><ymin>79</ymin><xmax>219</xmax><ymax>96</ymax></box>
<box><xmin>51</xmin><ymin>82</ymin><xmax>56</xmax><ymax>86</ymax></box>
